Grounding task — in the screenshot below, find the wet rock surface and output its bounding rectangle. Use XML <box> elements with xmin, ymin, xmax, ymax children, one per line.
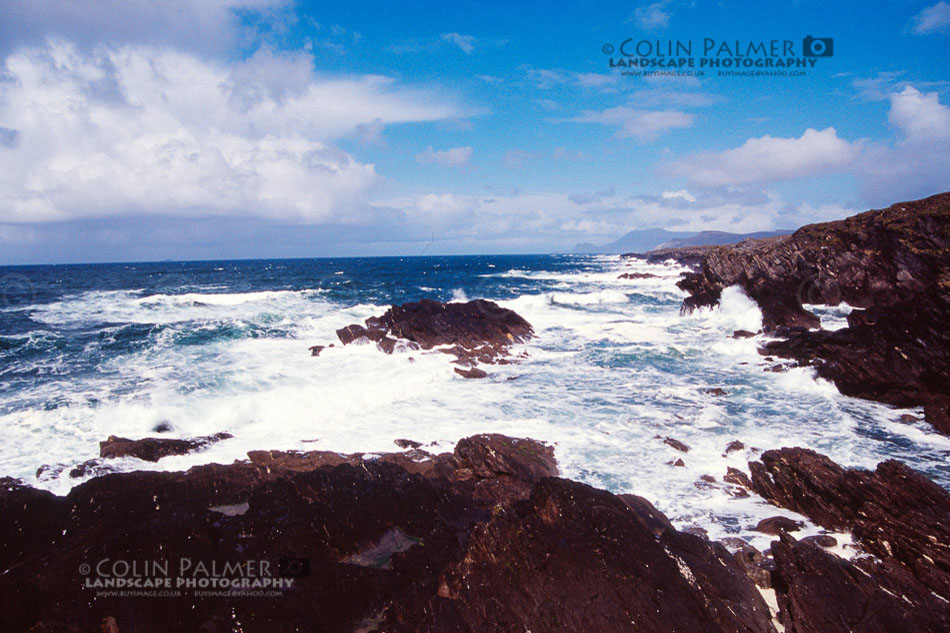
<box><xmin>0</xmin><ymin>434</ymin><xmax>773</xmax><ymax>633</ymax></box>
<box><xmin>3</xmin><ymin>439</ymin><xmax>949</xmax><ymax>632</ymax></box>
<box><xmin>99</xmin><ymin>432</ymin><xmax>234</xmax><ymax>462</ymax></box>
<box><xmin>749</xmin><ymin>447</ymin><xmax>950</xmax><ymax>632</ymax></box>
<box><xmin>328</xmin><ymin>299</ymin><xmax>533</xmax><ymax>373</ymax></box>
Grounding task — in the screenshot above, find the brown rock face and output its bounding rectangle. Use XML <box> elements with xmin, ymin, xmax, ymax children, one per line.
<box><xmin>329</xmin><ymin>299</ymin><xmax>533</xmax><ymax>373</ymax></box>
<box><xmin>99</xmin><ymin>432</ymin><xmax>233</xmax><ymax>462</ymax></box>
<box><xmin>0</xmin><ymin>434</ymin><xmax>778</xmax><ymax>633</ymax></box>
<box><xmin>0</xmin><ymin>435</ymin><xmax>554</xmax><ymax>633</ymax></box>
<box><xmin>770</xmin><ymin>533</ymin><xmax>950</xmax><ymax>633</ymax></box>
<box><xmin>677</xmin><ymin>192</ymin><xmax>949</xmax><ymax>329</ymax></box>
<box><xmin>760</xmin><ymin>286</ymin><xmax>950</xmax><ymax>433</ymax></box>
<box><xmin>394</xmin><ymin>478</ymin><xmax>776</xmax><ymax>633</ymax></box>
<box><xmin>748</xmin><ymin>447</ymin><xmax>950</xmax><ymax>623</ymax></box>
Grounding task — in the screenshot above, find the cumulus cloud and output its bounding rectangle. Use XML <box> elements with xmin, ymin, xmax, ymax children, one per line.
<box><xmin>441</xmin><ymin>32</ymin><xmax>476</xmax><ymax>54</ymax></box>
<box><xmin>0</xmin><ymin>0</ymin><xmax>290</xmax><ymax>55</ymax></box>
<box><xmin>857</xmin><ymin>86</ymin><xmax>950</xmax><ymax>204</ymax></box>
<box><xmin>887</xmin><ymin>85</ymin><xmax>950</xmax><ymax>142</ymax></box>
<box><xmin>415</xmin><ymin>146</ymin><xmax>473</xmax><ymax>168</ymax></box>
<box><xmin>668</xmin><ymin>128</ymin><xmax>860</xmax><ymax>186</ymax></box>
<box><xmin>0</xmin><ymin>42</ymin><xmax>461</xmax><ymax>223</ymax></box>
<box><xmin>571</xmin><ymin>107</ymin><xmax>694</xmax><ymax>141</ymax></box>
<box><xmin>910</xmin><ymin>2</ymin><xmax>950</xmax><ymax>34</ymax></box>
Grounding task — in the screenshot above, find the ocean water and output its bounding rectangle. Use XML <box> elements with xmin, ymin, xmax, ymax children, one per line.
<box><xmin>1</xmin><ymin>255</ymin><xmax>948</xmax><ymax>550</ymax></box>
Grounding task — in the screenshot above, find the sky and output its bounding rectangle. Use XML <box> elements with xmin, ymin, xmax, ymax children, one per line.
<box><xmin>0</xmin><ymin>0</ymin><xmax>948</xmax><ymax>264</ymax></box>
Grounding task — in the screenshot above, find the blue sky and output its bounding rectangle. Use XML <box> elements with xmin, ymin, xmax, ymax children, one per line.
<box><xmin>0</xmin><ymin>0</ymin><xmax>948</xmax><ymax>263</ymax></box>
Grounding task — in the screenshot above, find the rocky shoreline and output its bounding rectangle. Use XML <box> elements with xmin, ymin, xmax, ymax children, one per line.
<box><xmin>3</xmin><ymin>434</ymin><xmax>949</xmax><ymax>632</ymax></box>
<box><xmin>631</xmin><ymin>192</ymin><xmax>949</xmax><ymax>433</ymax></box>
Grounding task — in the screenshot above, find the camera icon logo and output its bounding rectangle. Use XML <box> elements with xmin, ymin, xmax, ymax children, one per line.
<box><xmin>802</xmin><ymin>35</ymin><xmax>833</xmax><ymax>57</ymax></box>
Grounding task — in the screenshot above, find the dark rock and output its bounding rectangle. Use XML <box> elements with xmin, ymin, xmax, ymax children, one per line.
<box><xmin>755</xmin><ymin>516</ymin><xmax>804</xmax><ymax>535</ymax></box>
<box><xmin>152</xmin><ymin>421</ymin><xmax>173</xmax><ymax>433</ymax></box>
<box><xmin>618</xmin><ymin>272</ymin><xmax>658</xmax><ymax>279</ymax></box>
<box><xmin>725</xmin><ymin>440</ymin><xmax>745</xmax><ymax>454</ymax></box>
<box><xmin>309</xmin><ymin>344</ymin><xmax>325</xmax><ymax>356</ymax></box>
<box><xmin>801</xmin><ymin>534</ymin><xmax>838</xmax><ymax>548</ymax></box>
<box><xmin>394</xmin><ymin>439</ymin><xmax>422</xmax><ymax>449</ymax></box>
<box><xmin>724</xmin><ymin>467</ymin><xmax>754</xmax><ymax>489</ymax></box>
<box><xmin>732</xmin><ymin>544</ymin><xmax>775</xmax><ymax>589</ymax></box>
<box><xmin>0</xmin><ymin>435</ymin><xmax>557</xmax><ymax>633</ymax></box>
<box><xmin>101</xmin><ymin>616</ymin><xmax>120</xmax><ymax>633</ymax></box>
<box><xmin>700</xmin><ymin>474</ymin><xmax>717</xmax><ymax>483</ymax></box>
<box><xmin>454</xmin><ymin>366</ymin><xmax>488</xmax><ymax>379</ymax></box>
<box><xmin>669</xmin><ymin>458</ymin><xmax>686</xmax><ymax>467</ymax></box>
<box><xmin>329</xmin><ymin>299</ymin><xmax>533</xmax><ymax>377</ymax></box>
<box><xmin>68</xmin><ymin>459</ymin><xmax>118</xmax><ymax>479</ymax></box>
<box><xmin>663</xmin><ymin>437</ymin><xmax>691</xmax><ymax>452</ymax></box>
<box><xmin>678</xmin><ymin>192</ymin><xmax>949</xmax><ymax>330</ymax></box>
<box><xmin>391</xmin><ymin>478</ymin><xmax>776</xmax><ymax>633</ymax></box>
<box><xmin>99</xmin><ymin>432</ymin><xmax>233</xmax><ymax>462</ymax></box>
<box><xmin>770</xmin><ymin>532</ymin><xmax>950</xmax><ymax>633</ymax></box>
<box><xmin>685</xmin><ymin>526</ymin><xmax>709</xmax><ymax>539</ymax></box>
<box><xmin>707</xmin><ymin>387</ymin><xmax>728</xmax><ymax>396</ymax></box>
<box><xmin>898</xmin><ymin>413</ymin><xmax>920</xmax><ymax>424</ymax></box>
<box><xmin>749</xmin><ymin>447</ymin><xmax>950</xmax><ymax>602</ymax></box>
<box><xmin>761</xmin><ymin>286</ymin><xmax>950</xmax><ymax>434</ymax></box>
<box><xmin>733</xmin><ymin>329</ymin><xmax>757</xmax><ymax>338</ymax></box>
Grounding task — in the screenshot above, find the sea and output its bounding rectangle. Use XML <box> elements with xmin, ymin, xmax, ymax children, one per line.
<box><xmin>1</xmin><ymin>254</ymin><xmax>947</xmax><ymax>550</ymax></box>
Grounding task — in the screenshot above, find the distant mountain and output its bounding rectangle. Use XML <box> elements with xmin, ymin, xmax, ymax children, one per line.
<box><xmin>573</xmin><ymin>228</ymin><xmax>792</xmax><ymax>254</ymax></box>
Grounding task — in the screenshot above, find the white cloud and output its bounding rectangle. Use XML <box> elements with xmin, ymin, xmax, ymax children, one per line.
<box><xmin>571</xmin><ymin>107</ymin><xmax>694</xmax><ymax>141</ymax></box>
<box><xmin>0</xmin><ymin>42</ymin><xmax>462</xmax><ymax>223</ymax></box>
<box><xmin>911</xmin><ymin>2</ymin><xmax>950</xmax><ymax>34</ymax></box>
<box><xmin>669</xmin><ymin>128</ymin><xmax>860</xmax><ymax>186</ymax></box>
<box><xmin>857</xmin><ymin>86</ymin><xmax>950</xmax><ymax>204</ymax></box>
<box><xmin>441</xmin><ymin>32</ymin><xmax>476</xmax><ymax>54</ymax></box>
<box><xmin>632</xmin><ymin>1</ymin><xmax>674</xmax><ymax>31</ymax></box>
<box><xmin>662</xmin><ymin>189</ymin><xmax>696</xmax><ymax>203</ymax></box>
<box><xmin>887</xmin><ymin>85</ymin><xmax>950</xmax><ymax>143</ymax></box>
<box><xmin>415</xmin><ymin>146</ymin><xmax>473</xmax><ymax>168</ymax></box>
<box><xmin>0</xmin><ymin>0</ymin><xmax>289</xmax><ymax>55</ymax></box>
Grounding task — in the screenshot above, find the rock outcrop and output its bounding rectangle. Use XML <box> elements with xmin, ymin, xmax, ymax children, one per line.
<box><xmin>4</xmin><ymin>438</ymin><xmax>950</xmax><ymax>632</ymax></box>
<box><xmin>0</xmin><ymin>434</ymin><xmax>779</xmax><ymax>633</ymax></box>
<box><xmin>748</xmin><ymin>447</ymin><xmax>950</xmax><ymax>632</ymax></box>
<box><xmin>99</xmin><ymin>432</ymin><xmax>234</xmax><ymax>462</ymax></box>
<box><xmin>326</xmin><ymin>299</ymin><xmax>533</xmax><ymax>375</ymax></box>
<box><xmin>761</xmin><ymin>286</ymin><xmax>950</xmax><ymax>433</ymax></box>
<box><xmin>677</xmin><ymin>192</ymin><xmax>949</xmax><ymax>330</ymax></box>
